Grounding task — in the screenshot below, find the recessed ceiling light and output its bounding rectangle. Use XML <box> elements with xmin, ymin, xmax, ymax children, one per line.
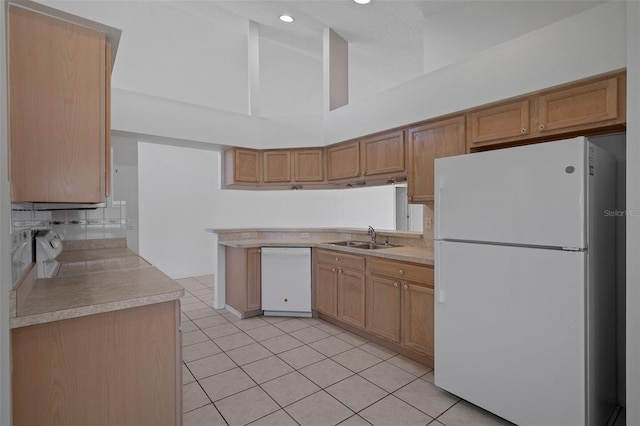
<box><xmin>354</xmin><ymin>0</ymin><xmax>371</xmax><ymax>4</ymax></box>
<box><xmin>279</xmin><ymin>15</ymin><xmax>294</xmax><ymax>23</ymax></box>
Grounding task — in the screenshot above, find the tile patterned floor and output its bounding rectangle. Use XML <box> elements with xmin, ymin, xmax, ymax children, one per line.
<box><xmin>178</xmin><ymin>275</ymin><xmax>515</xmax><ymax>426</ymax></box>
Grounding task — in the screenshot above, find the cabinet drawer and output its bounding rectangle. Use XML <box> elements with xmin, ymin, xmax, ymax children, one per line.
<box><xmin>316</xmin><ymin>250</ymin><xmax>365</xmax><ymax>271</ymax></box>
<box><xmin>368</xmin><ymin>258</ymin><xmax>433</xmax><ymax>286</ymax></box>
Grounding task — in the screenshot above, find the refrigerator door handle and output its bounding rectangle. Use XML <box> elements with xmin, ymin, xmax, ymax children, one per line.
<box><xmin>435</xmin><ymin>177</ymin><xmax>444</xmax><ymax>238</ymax></box>
<box><xmin>435</xmin><ymin>241</ymin><xmax>445</xmax><ymax>303</ymax></box>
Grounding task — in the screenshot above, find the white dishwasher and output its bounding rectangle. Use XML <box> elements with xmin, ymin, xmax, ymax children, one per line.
<box><xmin>261</xmin><ymin>247</ymin><xmax>312</xmax><ymax>317</ymax></box>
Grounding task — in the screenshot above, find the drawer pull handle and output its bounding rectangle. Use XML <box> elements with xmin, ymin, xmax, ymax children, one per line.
<box><xmin>398</xmin><ymin>269</ymin><xmax>404</xmax><ymax>275</ymax></box>
<box><xmin>394</xmin><ymin>282</ymin><xmax>399</xmax><ymax>288</ymax></box>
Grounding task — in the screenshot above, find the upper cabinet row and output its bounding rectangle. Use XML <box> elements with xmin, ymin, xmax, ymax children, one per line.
<box><xmin>224</xmin><ymin>130</ymin><xmax>407</xmax><ymax>188</ymax></box>
<box><xmin>469</xmin><ymin>73</ymin><xmax>626</xmax><ymax>150</ymax></box>
<box><xmin>223</xmin><ymin>70</ymin><xmax>626</xmax><ymax>203</ymax></box>
<box><xmin>9</xmin><ymin>6</ymin><xmax>113</xmax><ymax>204</ymax></box>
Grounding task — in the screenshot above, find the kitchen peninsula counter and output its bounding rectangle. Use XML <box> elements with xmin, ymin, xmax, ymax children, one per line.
<box><xmin>207</xmin><ymin>227</ymin><xmax>434</xmax><ymax>265</ymax></box>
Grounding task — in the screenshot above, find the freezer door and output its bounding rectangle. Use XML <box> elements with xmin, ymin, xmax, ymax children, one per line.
<box><xmin>435</xmin><ymin>241</ymin><xmax>586</xmax><ymax>426</ymax></box>
<box><xmin>434</xmin><ymin>137</ymin><xmax>587</xmax><ymax>249</ymax></box>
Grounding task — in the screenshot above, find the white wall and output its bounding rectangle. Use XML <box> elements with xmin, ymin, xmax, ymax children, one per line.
<box><xmin>626</xmin><ymin>2</ymin><xmax>640</xmax><ymax>422</ymax></box>
<box><xmin>325</xmin><ymin>1</ymin><xmax>627</xmax><ymax>144</ymax></box>
<box><xmin>0</xmin><ymin>1</ymin><xmax>11</xmax><ymax>423</ymax></box>
<box><xmin>136</xmin><ymin>140</ymin><xmax>396</xmax><ymax>278</ymax></box>
<box><xmin>138</xmin><ymin>142</ymin><xmax>218</xmax><ymax>279</ymax></box>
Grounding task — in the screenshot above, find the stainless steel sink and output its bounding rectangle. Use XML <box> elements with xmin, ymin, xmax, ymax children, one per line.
<box><xmin>330</xmin><ymin>241</ymin><xmax>400</xmax><ymax>250</ymax></box>
<box><xmin>330</xmin><ymin>240</ymin><xmax>369</xmax><ymax>247</ymax></box>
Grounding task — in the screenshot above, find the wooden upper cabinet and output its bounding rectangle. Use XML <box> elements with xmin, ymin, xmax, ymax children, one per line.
<box><xmin>407</xmin><ymin>115</ymin><xmax>465</xmax><ymax>203</ymax></box>
<box><xmin>9</xmin><ymin>6</ymin><xmax>107</xmax><ymax>203</ymax></box>
<box><xmin>293</xmin><ymin>149</ymin><xmax>324</xmax><ymax>183</ymax></box>
<box><xmin>469</xmin><ymin>100</ymin><xmax>530</xmax><ymax>148</ymax></box>
<box><xmin>327</xmin><ymin>141</ymin><xmax>360</xmax><ymax>181</ymax></box>
<box><xmin>533</xmin><ymin>73</ymin><xmax>625</xmax><ymax>136</ymax></box>
<box><xmin>361</xmin><ymin>130</ymin><xmax>405</xmax><ymax>177</ymax></box>
<box><xmin>263</xmin><ymin>150</ymin><xmax>292</xmax><ymax>183</ymax></box>
<box><xmin>225</xmin><ymin>148</ymin><xmax>260</xmax><ymax>185</ymax></box>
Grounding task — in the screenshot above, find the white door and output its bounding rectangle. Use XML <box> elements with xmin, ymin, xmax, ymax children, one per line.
<box><xmin>435</xmin><ymin>241</ymin><xmax>586</xmax><ymax>426</ymax></box>
<box><xmin>434</xmin><ymin>137</ymin><xmax>587</xmax><ymax>249</ymax></box>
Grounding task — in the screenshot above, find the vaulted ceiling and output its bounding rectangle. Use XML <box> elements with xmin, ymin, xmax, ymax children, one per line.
<box><xmin>44</xmin><ymin>0</ymin><xmax>605</xmax><ymax>118</ymax></box>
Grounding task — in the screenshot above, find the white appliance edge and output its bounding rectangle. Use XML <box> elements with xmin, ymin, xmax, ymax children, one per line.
<box><xmin>434</xmin><ymin>136</ymin><xmax>617</xmax><ymax>426</ymax></box>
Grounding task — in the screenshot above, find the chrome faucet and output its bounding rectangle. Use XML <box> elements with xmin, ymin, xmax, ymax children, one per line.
<box><xmin>368</xmin><ymin>226</ymin><xmax>376</xmax><ymax>244</ymax></box>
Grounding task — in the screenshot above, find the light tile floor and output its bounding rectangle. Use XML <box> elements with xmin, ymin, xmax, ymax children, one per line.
<box><xmin>178</xmin><ymin>275</ymin><xmax>515</xmax><ymax>426</ymax></box>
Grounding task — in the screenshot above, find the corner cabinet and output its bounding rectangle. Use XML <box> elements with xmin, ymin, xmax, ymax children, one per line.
<box><xmin>225</xmin><ymin>247</ymin><xmax>262</xmax><ymax>318</ymax></box>
<box><xmin>224</xmin><ymin>148</ymin><xmax>261</xmax><ymax>185</ymax></box>
<box><xmin>407</xmin><ymin>115</ymin><xmax>466</xmax><ymax>203</ymax></box>
<box><xmin>9</xmin><ymin>6</ymin><xmax>110</xmax><ymax>203</ymax></box>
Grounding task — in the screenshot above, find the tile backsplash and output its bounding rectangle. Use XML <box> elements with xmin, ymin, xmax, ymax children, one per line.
<box><xmin>10</xmin><ymin>199</ymin><xmax>128</xmax><ymax>285</ymax></box>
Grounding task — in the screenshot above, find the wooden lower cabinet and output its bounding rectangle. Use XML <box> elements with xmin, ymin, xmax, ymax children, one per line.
<box><xmin>314</xmin><ymin>250</ymin><xmax>365</xmax><ymax>324</ymax></box>
<box><xmin>401</xmin><ymin>283</ymin><xmax>434</xmax><ymax>357</ymax></box>
<box><xmin>337</xmin><ymin>268</ymin><xmax>366</xmax><ymax>329</ymax></box>
<box><xmin>366</xmin><ymin>275</ymin><xmax>401</xmax><ymax>342</ymax></box>
<box><xmin>11</xmin><ymin>301</ymin><xmax>181</xmax><ymax>426</ymax></box>
<box><xmin>226</xmin><ymin>246</ymin><xmax>262</xmax><ymax>318</ymax></box>
<box><xmin>314</xmin><ymin>250</ymin><xmax>434</xmax><ymax>365</ymax></box>
<box><xmin>315</xmin><ymin>263</ymin><xmax>338</xmax><ymax>317</ymax></box>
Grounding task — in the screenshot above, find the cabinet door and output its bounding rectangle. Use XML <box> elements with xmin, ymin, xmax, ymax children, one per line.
<box><xmin>263</xmin><ymin>150</ymin><xmax>292</xmax><ymax>183</ymax></box>
<box><xmin>337</xmin><ymin>269</ymin><xmax>366</xmax><ymax>329</ymax></box>
<box><xmin>361</xmin><ymin>130</ymin><xmax>405</xmax><ymax>177</ymax></box>
<box><xmin>366</xmin><ymin>275</ymin><xmax>400</xmax><ymax>342</ymax></box>
<box><xmin>234</xmin><ymin>149</ymin><xmax>261</xmax><ymax>183</ymax></box>
<box><xmin>327</xmin><ymin>141</ymin><xmax>360</xmax><ymax>181</ymax></box>
<box><xmin>246</xmin><ymin>248</ymin><xmax>262</xmax><ymax>311</ymax></box>
<box><xmin>315</xmin><ymin>263</ymin><xmax>337</xmax><ymax>317</ymax></box>
<box><xmin>9</xmin><ymin>6</ymin><xmax>106</xmax><ymax>203</ymax></box>
<box><xmin>469</xmin><ymin>100</ymin><xmax>529</xmax><ymax>148</ymax></box>
<box><xmin>294</xmin><ymin>149</ymin><xmax>324</xmax><ymax>182</ymax></box>
<box><xmin>401</xmin><ymin>283</ymin><xmax>434</xmax><ymax>356</ymax></box>
<box><xmin>407</xmin><ymin>116</ymin><xmax>465</xmax><ymax>203</ymax></box>
<box><xmin>535</xmin><ymin>75</ymin><xmax>622</xmax><ymax>135</ymax></box>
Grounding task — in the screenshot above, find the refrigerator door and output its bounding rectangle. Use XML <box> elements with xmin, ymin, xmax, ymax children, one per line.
<box><xmin>434</xmin><ymin>137</ymin><xmax>587</xmax><ymax>249</ymax></box>
<box><xmin>435</xmin><ymin>241</ymin><xmax>586</xmax><ymax>426</ymax></box>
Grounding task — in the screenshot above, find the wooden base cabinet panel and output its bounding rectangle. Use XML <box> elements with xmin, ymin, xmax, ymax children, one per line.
<box><xmin>337</xmin><ymin>269</ymin><xmax>366</xmax><ymax>329</ymax></box>
<box><xmin>314</xmin><ymin>263</ymin><xmax>338</xmax><ymax>317</ymax></box>
<box><xmin>225</xmin><ymin>247</ymin><xmax>262</xmax><ymax>318</ymax></box>
<box><xmin>365</xmin><ymin>275</ymin><xmax>401</xmax><ymax>343</ymax></box>
<box><xmin>12</xmin><ymin>301</ymin><xmax>180</xmax><ymax>426</ymax></box>
<box><xmin>401</xmin><ymin>283</ymin><xmax>434</xmax><ymax>357</ymax></box>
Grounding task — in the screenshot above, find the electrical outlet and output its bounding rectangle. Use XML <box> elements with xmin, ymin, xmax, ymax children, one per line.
<box><xmin>301</xmin><ymin>232</ymin><xmax>311</xmax><ymax>238</ymax></box>
<box><xmin>241</xmin><ymin>233</ymin><xmax>251</xmax><ymax>238</ymax></box>
<box><xmin>425</xmin><ymin>217</ymin><xmax>432</xmax><ymax>230</ymax></box>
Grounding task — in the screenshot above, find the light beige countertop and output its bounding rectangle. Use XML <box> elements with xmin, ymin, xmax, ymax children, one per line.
<box><xmin>208</xmin><ymin>228</ymin><xmax>434</xmax><ymax>265</ymax></box>
<box><xmin>10</xmin><ymin>238</ymin><xmax>184</xmax><ymax>329</ymax></box>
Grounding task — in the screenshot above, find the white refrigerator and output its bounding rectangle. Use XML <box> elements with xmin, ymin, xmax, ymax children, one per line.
<box><xmin>434</xmin><ymin>137</ymin><xmax>617</xmax><ymax>426</ymax></box>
